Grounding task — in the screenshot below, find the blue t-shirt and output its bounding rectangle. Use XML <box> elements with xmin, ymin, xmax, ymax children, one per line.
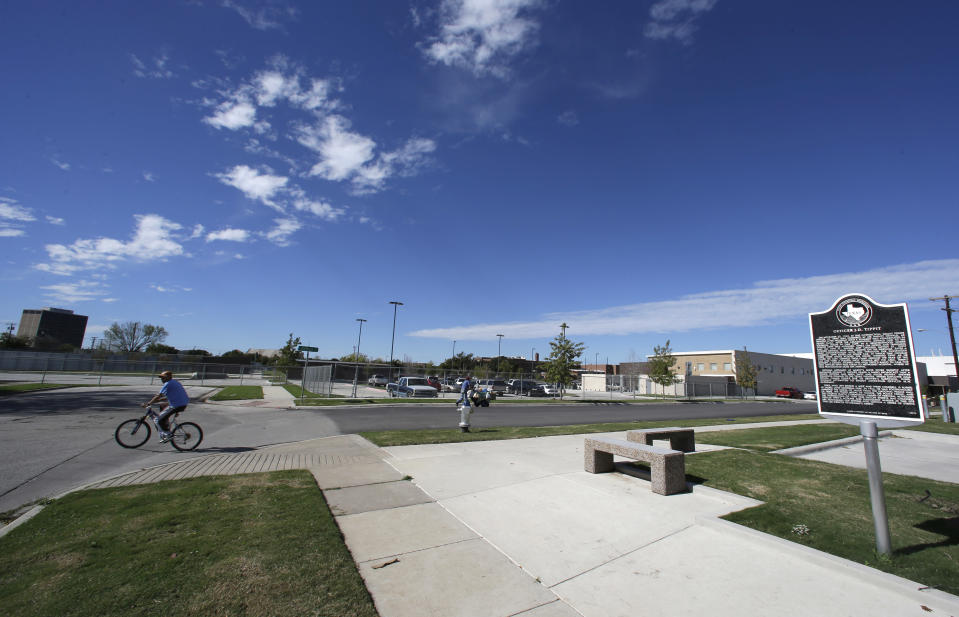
<box><xmin>460</xmin><ymin>379</ymin><xmax>471</xmax><ymax>393</ymax></box>
<box><xmin>160</xmin><ymin>379</ymin><xmax>190</xmax><ymax>407</ymax></box>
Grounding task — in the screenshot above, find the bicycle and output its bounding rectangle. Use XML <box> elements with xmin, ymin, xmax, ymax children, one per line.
<box><xmin>114</xmin><ymin>405</ymin><xmax>203</xmax><ymax>451</ymax></box>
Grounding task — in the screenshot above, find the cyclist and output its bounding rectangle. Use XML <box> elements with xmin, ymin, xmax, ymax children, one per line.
<box><xmin>143</xmin><ymin>370</ymin><xmax>189</xmax><ymax>442</ymax></box>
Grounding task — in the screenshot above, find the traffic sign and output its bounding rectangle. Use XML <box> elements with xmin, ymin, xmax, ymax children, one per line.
<box><xmin>298</xmin><ymin>345</ymin><xmax>318</xmax><ymax>352</ymax></box>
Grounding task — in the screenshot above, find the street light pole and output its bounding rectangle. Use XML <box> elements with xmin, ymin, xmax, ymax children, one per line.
<box><xmin>388</xmin><ymin>301</ymin><xmax>403</xmax><ymax>384</ymax></box>
<box><xmin>496</xmin><ymin>334</ymin><xmax>504</xmax><ymax>376</ymax></box>
<box><xmin>352</xmin><ymin>318</ymin><xmax>366</xmax><ymax>398</ymax></box>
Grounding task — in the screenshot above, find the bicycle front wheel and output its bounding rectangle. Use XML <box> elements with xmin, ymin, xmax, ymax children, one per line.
<box><xmin>115</xmin><ymin>419</ymin><xmax>150</xmax><ymax>448</ymax></box>
<box><xmin>171</xmin><ymin>422</ymin><xmax>203</xmax><ymax>451</ymax></box>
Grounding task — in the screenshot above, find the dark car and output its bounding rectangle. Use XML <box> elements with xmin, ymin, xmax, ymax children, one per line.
<box><xmin>508</xmin><ymin>379</ymin><xmax>539</xmax><ymax>395</ymax></box>
<box><xmin>526</xmin><ymin>384</ymin><xmax>549</xmax><ymax>397</ymax></box>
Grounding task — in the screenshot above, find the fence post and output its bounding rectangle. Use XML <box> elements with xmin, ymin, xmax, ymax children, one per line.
<box><xmin>41</xmin><ymin>355</ymin><xmax>48</xmax><ymax>384</ymax></box>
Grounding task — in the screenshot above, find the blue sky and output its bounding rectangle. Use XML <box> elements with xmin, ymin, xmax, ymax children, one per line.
<box><xmin>2</xmin><ymin>1</ymin><xmax>958</xmax><ymax>363</ymax></box>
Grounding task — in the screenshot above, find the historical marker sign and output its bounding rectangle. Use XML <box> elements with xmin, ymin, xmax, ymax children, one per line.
<box><xmin>809</xmin><ymin>293</ymin><xmax>924</xmax><ymax>425</ymax></box>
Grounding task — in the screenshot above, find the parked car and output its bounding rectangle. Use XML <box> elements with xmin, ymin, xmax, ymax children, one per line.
<box><xmin>439</xmin><ymin>378</ymin><xmax>459</xmax><ymax>392</ymax></box>
<box><xmin>387</xmin><ymin>376</ymin><xmax>439</xmax><ymax>397</ymax></box>
<box><xmin>367</xmin><ymin>374</ymin><xmax>388</xmax><ymax>387</ymax></box>
<box><xmin>426</xmin><ymin>375</ymin><xmax>442</xmax><ymax>391</ymax></box>
<box><xmin>508</xmin><ymin>379</ymin><xmax>539</xmax><ymax>395</ymax></box>
<box><xmin>775</xmin><ymin>387</ymin><xmax>804</xmax><ymax>399</ymax></box>
<box><xmin>540</xmin><ymin>383</ymin><xmax>561</xmax><ymax>396</ymax></box>
<box><xmin>475</xmin><ymin>379</ymin><xmax>508</xmax><ymax>394</ymax></box>
<box><xmin>526</xmin><ymin>384</ymin><xmax>549</xmax><ymax>397</ymax></box>
<box><xmin>803</xmin><ymin>391</ymin><xmax>817</xmax><ymax>400</ymax></box>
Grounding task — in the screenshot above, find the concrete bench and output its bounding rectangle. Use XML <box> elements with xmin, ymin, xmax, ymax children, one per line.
<box><xmin>584</xmin><ymin>437</ymin><xmax>687</xmax><ymax>495</ymax></box>
<box><xmin>626</xmin><ymin>427</ymin><xmax>696</xmax><ymax>453</ymax></box>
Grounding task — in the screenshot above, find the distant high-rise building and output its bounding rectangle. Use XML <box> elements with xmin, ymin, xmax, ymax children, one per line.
<box><xmin>17</xmin><ymin>307</ymin><xmax>88</xmax><ymax>349</ymax></box>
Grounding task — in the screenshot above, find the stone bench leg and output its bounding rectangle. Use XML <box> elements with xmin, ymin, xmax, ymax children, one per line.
<box><xmin>651</xmin><ymin>453</ymin><xmax>686</xmax><ymax>495</ymax></box>
<box><xmin>585</xmin><ymin>446</ymin><xmax>615</xmax><ymax>473</ymax></box>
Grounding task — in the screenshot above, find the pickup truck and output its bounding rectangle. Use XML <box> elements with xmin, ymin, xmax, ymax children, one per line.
<box><xmin>775</xmin><ymin>387</ymin><xmax>804</xmax><ymax>399</ymax></box>
<box><xmin>387</xmin><ymin>376</ymin><xmax>439</xmax><ymax>398</ymax></box>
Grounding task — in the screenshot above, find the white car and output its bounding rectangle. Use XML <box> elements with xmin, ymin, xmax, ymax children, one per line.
<box><xmin>540</xmin><ymin>383</ymin><xmax>561</xmax><ymax>396</ymax></box>
<box><xmin>367</xmin><ymin>374</ymin><xmax>388</xmax><ymax>386</ymax></box>
<box><xmin>803</xmin><ymin>391</ymin><xmax>817</xmax><ymax>400</ymax></box>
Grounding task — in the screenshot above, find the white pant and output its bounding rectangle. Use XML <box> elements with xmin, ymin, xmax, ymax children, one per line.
<box><xmin>458</xmin><ymin>403</ymin><xmax>472</xmax><ymax>428</ymax></box>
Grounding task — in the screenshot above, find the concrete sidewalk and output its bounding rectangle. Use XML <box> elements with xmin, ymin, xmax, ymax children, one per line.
<box><xmin>24</xmin><ymin>421</ymin><xmax>956</xmax><ymax>617</ymax></box>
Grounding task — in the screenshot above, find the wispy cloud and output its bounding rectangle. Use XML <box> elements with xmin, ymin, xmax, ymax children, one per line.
<box><xmin>41</xmin><ymin>280</ymin><xmax>109</xmax><ymax>303</ymax></box>
<box><xmin>130</xmin><ymin>52</ymin><xmax>174</xmax><ymax>78</ymax></box>
<box><xmin>151</xmin><ymin>284</ymin><xmax>193</xmax><ymax>293</ymax></box>
<box><xmin>421</xmin><ymin>0</ymin><xmax>545</xmax><ymax>78</ymax></box>
<box><xmin>410</xmin><ymin>259</ymin><xmax>959</xmax><ymax>340</ymax></box>
<box><xmin>206</xmin><ymin>227</ymin><xmax>250</xmax><ymax>242</ymax></box>
<box><xmin>644</xmin><ymin>0</ymin><xmax>718</xmax><ymax>45</ymax></box>
<box><xmin>142</xmin><ymin>171</ymin><xmax>157</xmax><ymax>182</ymax></box>
<box><xmin>0</xmin><ymin>197</ymin><xmax>35</xmax><ymax>237</ymax></box>
<box><xmin>51</xmin><ymin>158</ymin><xmax>71</xmax><ymax>171</ymax></box>
<box><xmin>35</xmin><ymin>214</ymin><xmax>185</xmax><ymax>275</ymax></box>
<box><xmin>557</xmin><ymin>110</ymin><xmax>579</xmax><ymax>126</ymax></box>
<box><xmin>262</xmin><ymin>217</ymin><xmax>301</xmax><ymax>246</ymax></box>
<box><xmin>221</xmin><ymin>0</ymin><xmax>298</xmax><ymax>31</ymax></box>
<box><xmin>46</xmin><ymin>215</ymin><xmax>65</xmax><ymax>225</ymax></box>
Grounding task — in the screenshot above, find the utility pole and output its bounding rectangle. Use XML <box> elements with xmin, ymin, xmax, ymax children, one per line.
<box><xmin>930</xmin><ymin>295</ymin><xmax>959</xmax><ymax>392</ymax></box>
<box><xmin>352</xmin><ymin>318</ymin><xmax>366</xmax><ymax>398</ymax></box>
<box><xmin>559</xmin><ymin>322</ymin><xmax>569</xmax><ymax>338</ymax></box>
<box><xmin>388</xmin><ymin>301</ymin><xmax>403</xmax><ymax>384</ymax></box>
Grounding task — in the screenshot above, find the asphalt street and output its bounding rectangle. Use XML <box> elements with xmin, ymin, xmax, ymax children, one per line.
<box><xmin>0</xmin><ymin>387</ymin><xmax>815</xmax><ymax>515</ymax></box>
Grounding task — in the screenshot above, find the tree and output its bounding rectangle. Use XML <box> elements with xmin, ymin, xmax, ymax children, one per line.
<box><xmin>146</xmin><ymin>343</ymin><xmax>178</xmax><ymax>355</ymax></box>
<box><xmin>276</xmin><ymin>333</ymin><xmax>302</xmax><ymax>367</ymax></box>
<box><xmin>103</xmin><ymin>321</ymin><xmax>168</xmax><ymax>353</ymax></box>
<box><xmin>339</xmin><ymin>351</ymin><xmax>369</xmax><ymax>363</ymax></box>
<box><xmin>542</xmin><ymin>330</ymin><xmax>585</xmax><ymax>399</ymax></box>
<box><xmin>0</xmin><ymin>332</ymin><xmax>31</xmax><ymax>349</ymax></box>
<box><xmin>647</xmin><ymin>339</ymin><xmax>678</xmax><ymax>398</ymax></box>
<box><xmin>734</xmin><ymin>348</ymin><xmax>758</xmax><ymax>398</ymax></box>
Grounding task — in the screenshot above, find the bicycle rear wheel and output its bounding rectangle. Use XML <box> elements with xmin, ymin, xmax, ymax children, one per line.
<box><xmin>115</xmin><ymin>419</ymin><xmax>150</xmax><ymax>448</ymax></box>
<box><xmin>171</xmin><ymin>422</ymin><xmax>203</xmax><ymax>451</ymax></box>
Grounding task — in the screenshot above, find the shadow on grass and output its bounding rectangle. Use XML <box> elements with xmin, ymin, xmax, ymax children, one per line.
<box><xmin>896</xmin><ymin>516</ymin><xmax>959</xmax><ymax>556</ymax></box>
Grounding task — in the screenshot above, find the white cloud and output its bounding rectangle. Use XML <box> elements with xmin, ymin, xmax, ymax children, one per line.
<box><xmin>204</xmin><ymin>99</ymin><xmax>258</xmax><ymax>130</ymax></box>
<box><xmin>300</xmin><ymin>115</ymin><xmax>376</xmax><ymax>181</ymax></box>
<box><xmin>289</xmin><ymin>190</ymin><xmax>345</xmax><ymax>221</ymax></box>
<box><xmin>215</xmin><ymin>164</ymin><xmax>288</xmax><ymax>208</ymax></box>
<box><xmin>410</xmin><ymin>259</ymin><xmax>959</xmax><ymax>340</ymax></box>
<box><xmin>46</xmin><ymin>215</ymin><xmax>65</xmax><ymax>225</ymax></box>
<box><xmin>35</xmin><ymin>214</ymin><xmax>184</xmax><ymax>275</ymax></box>
<box><xmin>151</xmin><ymin>284</ymin><xmax>192</xmax><ymax>293</ymax></box>
<box><xmin>262</xmin><ymin>217</ymin><xmax>301</xmax><ymax>246</ymax></box>
<box><xmin>422</xmin><ymin>0</ymin><xmax>544</xmax><ymax>78</ymax></box>
<box><xmin>142</xmin><ymin>171</ymin><xmax>157</xmax><ymax>182</ymax></box>
<box><xmin>51</xmin><ymin>158</ymin><xmax>71</xmax><ymax>171</ymax></box>
<box><xmin>0</xmin><ymin>197</ymin><xmax>35</xmax><ymax>222</ymax></box>
<box><xmin>221</xmin><ymin>0</ymin><xmax>298</xmax><ymax>31</ymax></box>
<box><xmin>206</xmin><ymin>228</ymin><xmax>250</xmax><ymax>242</ymax></box>
<box><xmin>0</xmin><ymin>228</ymin><xmax>25</xmax><ymax>237</ymax></box>
<box><xmin>644</xmin><ymin>0</ymin><xmax>718</xmax><ymax>45</ymax></box>
<box><xmin>189</xmin><ymin>224</ymin><xmax>206</xmax><ymax>239</ymax></box>
<box><xmin>41</xmin><ymin>280</ymin><xmax>109</xmax><ymax>303</ymax></box>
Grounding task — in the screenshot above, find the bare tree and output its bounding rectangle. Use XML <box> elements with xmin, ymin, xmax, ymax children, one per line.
<box><xmin>103</xmin><ymin>321</ymin><xmax>168</xmax><ymax>352</ymax></box>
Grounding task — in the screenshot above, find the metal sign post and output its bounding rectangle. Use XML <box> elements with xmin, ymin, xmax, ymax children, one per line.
<box><xmin>809</xmin><ymin>293</ymin><xmax>925</xmax><ymax>556</ymax></box>
<box><xmin>298</xmin><ymin>345</ymin><xmax>319</xmax><ymax>402</ymax></box>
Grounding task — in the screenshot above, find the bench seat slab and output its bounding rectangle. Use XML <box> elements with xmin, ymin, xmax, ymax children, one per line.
<box><xmin>584</xmin><ymin>437</ymin><xmax>686</xmax><ymax>495</ymax></box>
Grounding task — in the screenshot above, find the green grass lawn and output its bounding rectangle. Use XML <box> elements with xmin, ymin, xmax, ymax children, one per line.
<box><xmin>0</xmin><ymin>472</ymin><xmax>377</xmax><ymax>617</ymax></box>
<box><xmin>362</xmin><ymin>414</ymin><xmax>822</xmax><ymax>447</ymax></box>
<box><xmin>209</xmin><ymin>385</ymin><xmax>263</xmax><ymax>401</ymax></box>
<box><xmin>683</xmin><ymin>448</ymin><xmax>959</xmax><ymax>595</ymax></box>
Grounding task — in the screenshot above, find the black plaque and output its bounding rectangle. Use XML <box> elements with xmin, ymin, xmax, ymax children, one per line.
<box><xmin>809</xmin><ymin>294</ymin><xmax>923</xmax><ymax>423</ymax></box>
